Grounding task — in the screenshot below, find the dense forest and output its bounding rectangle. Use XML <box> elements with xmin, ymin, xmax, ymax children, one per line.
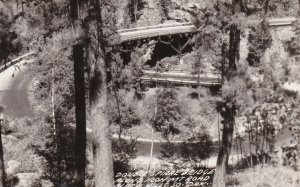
<box><xmin>0</xmin><ymin>0</ymin><xmax>300</xmax><ymax>187</ymax></box>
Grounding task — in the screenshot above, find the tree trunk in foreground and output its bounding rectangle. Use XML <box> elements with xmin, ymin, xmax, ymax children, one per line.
<box><xmin>71</xmin><ymin>0</ymin><xmax>87</xmax><ymax>186</ymax></box>
<box><xmin>73</xmin><ymin>43</ymin><xmax>87</xmax><ymax>187</ymax></box>
<box><xmin>89</xmin><ymin>50</ymin><xmax>114</xmax><ymax>187</ymax></box>
<box><xmin>0</xmin><ymin>106</ymin><xmax>6</xmax><ymax>187</ymax></box>
<box><xmin>212</xmin><ymin>1</ymin><xmax>240</xmax><ymax>185</ymax></box>
<box><xmin>298</xmin><ymin>0</ymin><xmax>300</xmax><ymax>16</ymax></box>
<box><xmin>0</xmin><ymin>122</ymin><xmax>5</xmax><ymax>187</ymax></box>
<box><xmin>212</xmin><ymin>103</ymin><xmax>235</xmax><ymax>187</ymax></box>
<box><xmin>87</xmin><ymin>0</ymin><xmax>114</xmax><ymax>186</ymax></box>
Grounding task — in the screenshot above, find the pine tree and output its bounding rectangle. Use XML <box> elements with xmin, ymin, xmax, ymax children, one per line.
<box><xmin>85</xmin><ymin>0</ymin><xmax>115</xmax><ymax>186</ymax></box>
<box><xmin>70</xmin><ymin>0</ymin><xmax>87</xmax><ymax>186</ymax></box>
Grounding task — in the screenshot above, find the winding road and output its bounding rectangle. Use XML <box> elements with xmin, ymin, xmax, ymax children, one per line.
<box><xmin>0</xmin><ymin>60</ymin><xmax>33</xmax><ymax>118</ymax></box>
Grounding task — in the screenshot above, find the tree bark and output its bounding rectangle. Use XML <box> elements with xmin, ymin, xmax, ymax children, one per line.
<box><xmin>73</xmin><ymin>44</ymin><xmax>87</xmax><ymax>187</ymax></box>
<box><xmin>87</xmin><ymin>0</ymin><xmax>114</xmax><ymax>186</ymax></box>
<box><xmin>228</xmin><ymin>25</ymin><xmax>240</xmax><ymax>73</ymax></box>
<box><xmin>212</xmin><ymin>103</ymin><xmax>235</xmax><ymax>187</ymax></box>
<box><xmin>212</xmin><ymin>1</ymin><xmax>240</xmax><ymax>186</ymax></box>
<box><xmin>298</xmin><ymin>0</ymin><xmax>300</xmax><ymax>17</ymax></box>
<box><xmin>71</xmin><ymin>0</ymin><xmax>87</xmax><ymax>186</ymax></box>
<box><xmin>89</xmin><ymin>44</ymin><xmax>114</xmax><ymax>187</ymax></box>
<box><xmin>264</xmin><ymin>0</ymin><xmax>270</xmax><ymax>15</ymax></box>
<box><xmin>0</xmin><ymin>120</ymin><xmax>6</xmax><ymax>187</ymax></box>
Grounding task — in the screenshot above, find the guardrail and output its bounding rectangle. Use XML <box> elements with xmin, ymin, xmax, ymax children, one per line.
<box><xmin>0</xmin><ymin>51</ymin><xmax>37</xmax><ymax>74</ymax></box>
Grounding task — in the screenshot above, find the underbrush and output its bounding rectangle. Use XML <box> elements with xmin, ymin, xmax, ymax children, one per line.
<box><xmin>227</xmin><ymin>166</ymin><xmax>300</xmax><ymax>187</ymax></box>
<box><xmin>3</xmin><ymin>117</ymin><xmax>43</xmax><ymax>174</ymax></box>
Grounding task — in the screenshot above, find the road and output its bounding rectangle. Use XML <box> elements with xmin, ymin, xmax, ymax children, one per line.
<box><xmin>0</xmin><ymin>60</ymin><xmax>33</xmax><ymax>118</ymax></box>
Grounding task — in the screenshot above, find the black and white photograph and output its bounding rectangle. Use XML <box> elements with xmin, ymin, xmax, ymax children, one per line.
<box><xmin>0</xmin><ymin>0</ymin><xmax>300</xmax><ymax>186</ymax></box>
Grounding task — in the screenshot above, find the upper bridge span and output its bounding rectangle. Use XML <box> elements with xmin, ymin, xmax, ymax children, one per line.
<box><xmin>117</xmin><ymin>17</ymin><xmax>296</xmax><ymax>42</ymax></box>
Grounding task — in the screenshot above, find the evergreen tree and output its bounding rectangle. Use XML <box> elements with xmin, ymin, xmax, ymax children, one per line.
<box><xmin>84</xmin><ymin>0</ymin><xmax>119</xmax><ymax>186</ymax></box>
<box><xmin>70</xmin><ymin>0</ymin><xmax>87</xmax><ymax>186</ymax></box>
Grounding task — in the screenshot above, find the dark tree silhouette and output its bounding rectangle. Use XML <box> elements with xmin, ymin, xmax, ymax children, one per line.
<box><xmin>0</xmin><ymin>106</ymin><xmax>6</xmax><ymax>187</ymax></box>
<box><xmin>70</xmin><ymin>0</ymin><xmax>87</xmax><ymax>186</ymax></box>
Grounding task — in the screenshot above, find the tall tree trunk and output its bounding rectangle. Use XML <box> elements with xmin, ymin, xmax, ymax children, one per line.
<box><xmin>228</xmin><ymin>25</ymin><xmax>240</xmax><ymax>73</ymax></box>
<box><xmin>264</xmin><ymin>0</ymin><xmax>270</xmax><ymax>15</ymax></box>
<box><xmin>87</xmin><ymin>0</ymin><xmax>114</xmax><ymax>186</ymax></box>
<box><xmin>212</xmin><ymin>1</ymin><xmax>241</xmax><ymax>186</ymax></box>
<box><xmin>21</xmin><ymin>0</ymin><xmax>24</xmax><ymax>14</ymax></box>
<box><xmin>213</xmin><ymin>27</ymin><xmax>240</xmax><ymax>186</ymax></box>
<box><xmin>71</xmin><ymin>0</ymin><xmax>87</xmax><ymax>186</ymax></box>
<box><xmin>298</xmin><ymin>0</ymin><xmax>300</xmax><ymax>17</ymax></box>
<box><xmin>73</xmin><ymin>44</ymin><xmax>87</xmax><ymax>187</ymax></box>
<box><xmin>212</xmin><ymin>103</ymin><xmax>235</xmax><ymax>187</ymax></box>
<box><xmin>0</xmin><ymin>119</ymin><xmax>6</xmax><ymax>187</ymax></box>
<box><xmin>89</xmin><ymin>43</ymin><xmax>114</xmax><ymax>187</ymax></box>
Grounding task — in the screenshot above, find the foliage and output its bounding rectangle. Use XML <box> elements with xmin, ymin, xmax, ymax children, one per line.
<box><xmin>247</xmin><ymin>20</ymin><xmax>272</xmax><ymax>66</ymax></box>
<box><xmin>179</xmin><ymin>124</ymin><xmax>214</xmax><ymax>160</ymax></box>
<box><xmin>0</xmin><ymin>2</ymin><xmax>22</xmax><ymax>65</ymax></box>
<box><xmin>236</xmin><ymin>51</ymin><xmax>298</xmax><ymax>167</ymax></box>
<box><xmin>123</xmin><ymin>43</ymin><xmax>153</xmax><ymax>97</ymax></box>
<box><xmin>285</xmin><ymin>19</ymin><xmax>300</xmax><ymax>56</ymax></box>
<box><xmin>285</xmin><ymin>37</ymin><xmax>300</xmax><ymax>56</ymax></box>
<box><xmin>109</xmin><ymin>90</ymin><xmax>140</xmax><ymax>168</ymax></box>
<box><xmin>23</xmin><ymin>0</ymin><xmax>70</xmax><ymax>41</ymax></box>
<box><xmin>151</xmin><ymin>88</ymin><xmax>181</xmax><ymax>138</ymax></box>
<box><xmin>264</xmin><ymin>0</ymin><xmax>298</xmax><ymax>17</ymax></box>
<box><xmin>150</xmin><ymin>87</ymin><xmax>215</xmax><ymax>160</ymax></box>
<box><xmin>128</xmin><ymin>0</ymin><xmax>145</xmax><ymax>23</ymax></box>
<box><xmin>29</xmin><ymin>31</ymin><xmax>76</xmax><ymax>185</ymax></box>
<box><xmin>2</xmin><ymin>118</ymin><xmax>43</xmax><ymax>174</ymax></box>
<box><xmin>188</xmin><ymin>1</ymin><xmax>300</xmax><ymax>186</ymax></box>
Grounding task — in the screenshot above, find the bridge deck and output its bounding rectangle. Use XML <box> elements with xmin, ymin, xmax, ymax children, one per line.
<box><xmin>118</xmin><ymin>24</ymin><xmax>196</xmax><ymax>42</ymax></box>
<box><xmin>118</xmin><ymin>17</ymin><xmax>296</xmax><ymax>42</ymax></box>
<box><xmin>141</xmin><ymin>70</ymin><xmax>221</xmax><ymax>86</ymax></box>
